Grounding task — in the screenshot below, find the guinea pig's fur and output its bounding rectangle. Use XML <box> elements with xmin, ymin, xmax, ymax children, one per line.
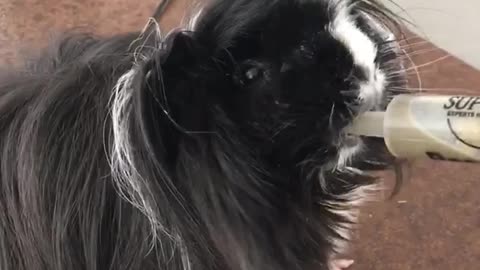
<box><xmin>0</xmin><ymin>1</ymin><xmax>406</xmax><ymax>270</ymax></box>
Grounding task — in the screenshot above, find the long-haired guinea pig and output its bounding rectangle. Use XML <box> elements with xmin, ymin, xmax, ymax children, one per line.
<box><xmin>0</xmin><ymin>0</ymin><xmax>406</xmax><ymax>270</ymax></box>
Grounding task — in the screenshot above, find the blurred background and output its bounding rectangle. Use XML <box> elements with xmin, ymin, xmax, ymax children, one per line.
<box><xmin>0</xmin><ymin>1</ymin><xmax>478</xmax><ymax>269</ymax></box>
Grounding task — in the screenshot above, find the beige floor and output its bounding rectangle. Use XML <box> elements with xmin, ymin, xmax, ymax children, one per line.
<box><xmin>1</xmin><ymin>1</ymin><xmax>479</xmax><ymax>269</ymax></box>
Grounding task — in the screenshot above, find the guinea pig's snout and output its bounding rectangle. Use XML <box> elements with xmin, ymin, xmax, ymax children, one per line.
<box><xmin>360</xmin><ymin>68</ymin><xmax>387</xmax><ymax>110</ymax></box>
<box><xmin>342</xmin><ymin>64</ymin><xmax>386</xmax><ymax>113</ymax></box>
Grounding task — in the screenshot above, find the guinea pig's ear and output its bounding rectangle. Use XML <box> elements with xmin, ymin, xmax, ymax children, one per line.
<box><xmin>161</xmin><ymin>32</ymin><xmax>197</xmax><ymax>69</ymax></box>
<box><xmin>139</xmin><ymin>31</ymin><xmax>208</xmax><ymax>135</ymax></box>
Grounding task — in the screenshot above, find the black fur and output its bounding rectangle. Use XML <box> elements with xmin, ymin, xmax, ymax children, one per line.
<box><xmin>0</xmin><ymin>1</ymin><xmax>404</xmax><ymax>270</ymax></box>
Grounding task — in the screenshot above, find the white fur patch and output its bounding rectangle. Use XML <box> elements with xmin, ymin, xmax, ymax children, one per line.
<box><xmin>328</xmin><ymin>1</ymin><xmax>390</xmax><ymax>166</ymax></box>
<box><xmin>181</xmin><ymin>0</ymin><xmax>209</xmax><ymax>31</ymax></box>
<box><xmin>330</xmin><ymin>9</ymin><xmax>377</xmax><ymax>75</ymax></box>
<box><xmin>324</xmin><ymin>180</ymin><xmax>382</xmax><ymax>254</ymax></box>
<box><xmin>111</xmin><ymin>20</ymin><xmax>168</xmax><ymax>240</ymax></box>
<box><xmin>185</xmin><ymin>7</ymin><xmax>204</xmax><ymax>31</ymax></box>
<box><xmin>109</xmin><ymin>16</ymin><xmax>202</xmax><ymax>268</ymax></box>
<box><xmin>328</xmin><ymin>0</ymin><xmax>387</xmax><ymax>114</ymax></box>
<box><xmin>322</xmin><ymin>3</ymin><xmax>392</xmax><ymax>252</ymax></box>
<box><xmin>336</xmin><ymin>138</ymin><xmax>363</xmax><ymax>169</ymax></box>
<box><xmin>111</xmin><ymin>66</ymin><xmax>193</xmax><ymax>270</ymax></box>
<box><xmin>111</xmin><ymin>67</ymin><xmax>164</xmax><ymax>236</ymax></box>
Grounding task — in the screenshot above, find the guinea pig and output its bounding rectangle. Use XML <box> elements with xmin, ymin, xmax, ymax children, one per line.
<box><xmin>0</xmin><ymin>1</ymin><xmax>406</xmax><ymax>270</ymax></box>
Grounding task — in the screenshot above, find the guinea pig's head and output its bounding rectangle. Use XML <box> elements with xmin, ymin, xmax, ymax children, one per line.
<box><xmin>149</xmin><ymin>0</ymin><xmax>404</xmax><ymax>171</ymax></box>
<box><xmin>119</xmin><ymin>1</ymin><xmax>405</xmax><ymax>269</ymax></box>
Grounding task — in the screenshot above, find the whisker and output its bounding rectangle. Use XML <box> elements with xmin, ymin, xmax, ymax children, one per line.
<box><xmin>386</xmin><ymin>70</ymin><xmax>437</xmax><ymax>78</ymax></box>
<box><xmin>400</xmin><ymin>47</ymin><xmax>423</xmax><ymax>92</ymax></box>
<box><xmin>399</xmin><ymin>48</ymin><xmax>444</xmax><ymax>58</ymax></box>
<box><xmin>398</xmin><ymin>40</ymin><xmax>432</xmax><ymax>50</ymax></box>
<box><xmin>403</xmin><ymin>55</ymin><xmax>451</xmax><ymax>72</ymax></box>
<box><xmin>386</xmin><ymin>71</ymin><xmax>442</xmax><ymax>86</ymax></box>
<box><xmin>329</xmin><ymin>103</ymin><xmax>336</xmax><ymax>130</ymax></box>
<box><xmin>271</xmin><ymin>121</ymin><xmax>295</xmax><ymax>139</ymax></box>
<box><xmin>384</xmin><ymin>68</ymin><xmax>423</xmax><ymax>74</ymax></box>
<box><xmin>396</xmin><ymin>35</ymin><xmax>429</xmax><ymax>44</ymax></box>
<box><xmin>390</xmin><ymin>87</ymin><xmax>480</xmax><ymax>95</ymax></box>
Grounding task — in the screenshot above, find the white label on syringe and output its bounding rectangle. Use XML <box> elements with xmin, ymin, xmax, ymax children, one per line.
<box><xmin>409</xmin><ymin>96</ymin><xmax>480</xmax><ymax>162</ymax></box>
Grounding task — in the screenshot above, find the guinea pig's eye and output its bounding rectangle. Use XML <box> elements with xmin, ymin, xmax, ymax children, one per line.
<box><xmin>245</xmin><ymin>67</ymin><xmax>262</xmax><ymax>81</ymax></box>
<box><xmin>234</xmin><ymin>60</ymin><xmax>266</xmax><ymax>86</ymax></box>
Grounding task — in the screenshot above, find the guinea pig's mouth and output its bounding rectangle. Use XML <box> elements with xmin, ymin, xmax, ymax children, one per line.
<box><xmin>327</xmin><ymin>131</ymin><xmax>364</xmax><ymax>170</ymax></box>
<box><xmin>333</xmin><ymin>85</ymin><xmax>390</xmax><ymax>168</ymax></box>
<box><xmin>342</xmin><ymin>133</ymin><xmax>362</xmax><ymax>147</ymax></box>
<box><xmin>336</xmin><ymin>83</ymin><xmax>403</xmax><ymax>170</ymax></box>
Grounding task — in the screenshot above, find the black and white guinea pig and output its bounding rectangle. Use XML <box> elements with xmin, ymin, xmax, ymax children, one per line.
<box><xmin>0</xmin><ymin>0</ymin><xmax>406</xmax><ymax>270</ymax></box>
